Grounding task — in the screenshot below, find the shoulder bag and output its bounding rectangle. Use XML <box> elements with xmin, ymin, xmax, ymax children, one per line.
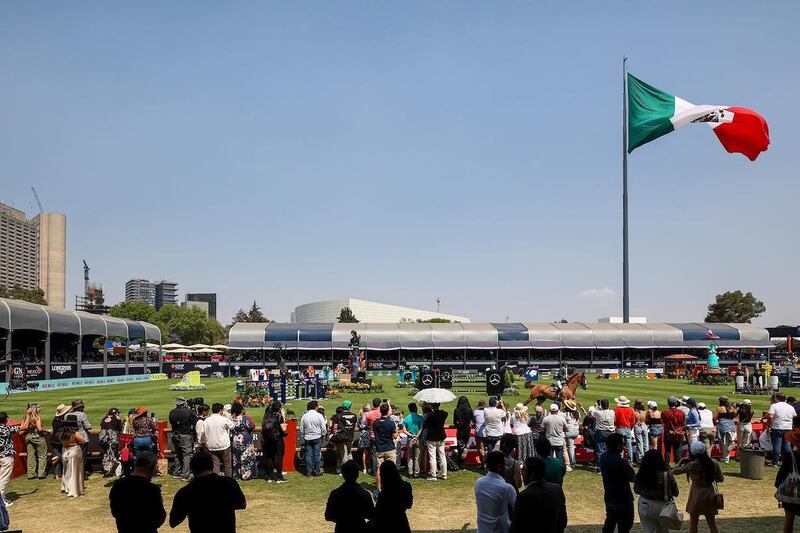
<box><xmin>776</xmin><ymin>451</ymin><xmax>800</xmax><ymax>505</ymax></box>
<box><xmin>712</xmin><ymin>479</ymin><xmax>724</xmax><ymax>510</ymax></box>
<box><xmin>658</xmin><ymin>471</ymin><xmax>683</xmax><ymax>529</ymax></box>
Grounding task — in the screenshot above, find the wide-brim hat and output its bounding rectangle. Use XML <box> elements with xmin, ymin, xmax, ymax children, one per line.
<box><xmin>71</xmin><ymin>400</ymin><xmax>85</xmax><ymax>410</ymax></box>
<box><xmin>514</xmin><ymin>403</ymin><xmax>528</xmax><ymax>414</ymax></box>
<box><xmin>133</xmin><ymin>406</ymin><xmax>148</xmax><ymax>418</ymax></box>
<box><xmin>614</xmin><ymin>396</ymin><xmax>630</xmax><ymax>406</ymax></box>
<box><xmin>786</xmin><ymin>429</ymin><xmax>800</xmax><ymax>449</ymax></box>
<box><xmin>563</xmin><ymin>399</ymin><xmax>577</xmax><ymax>411</ymax></box>
<box><xmin>55</xmin><ymin>404</ymin><xmax>71</xmax><ymax>417</ymax></box>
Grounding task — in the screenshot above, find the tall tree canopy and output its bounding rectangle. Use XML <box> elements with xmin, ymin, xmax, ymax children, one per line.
<box><xmin>110</xmin><ymin>301</ymin><xmax>226</xmax><ymax>344</ymax></box>
<box><xmin>231</xmin><ymin>301</ymin><xmax>268</xmax><ymax>324</ymax></box>
<box><xmin>337</xmin><ymin>307</ymin><xmax>359</xmax><ymax>323</ymax></box>
<box><xmin>705</xmin><ymin>290</ymin><xmax>766</xmax><ymax>323</ymax></box>
<box><xmin>0</xmin><ymin>284</ymin><xmax>47</xmax><ymax>305</ymax></box>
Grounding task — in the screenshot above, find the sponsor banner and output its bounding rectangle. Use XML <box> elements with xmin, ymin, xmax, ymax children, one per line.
<box><xmin>23</xmin><ymin>364</ymin><xmax>46</xmax><ymax>380</ymax></box>
<box><xmin>163</xmin><ymin>362</ymin><xmax>219</xmax><ymax>379</ymax></box>
<box><xmin>50</xmin><ymin>363</ymin><xmax>77</xmax><ymax>379</ymax></box>
<box><xmin>367</xmin><ymin>361</ymin><xmax>398</xmax><ymax>370</ymax></box>
<box><xmin>149</xmin><ymin>373</ymin><xmax>168</xmax><ymax>381</ymax></box>
<box><xmin>524</xmin><ymin>366</ymin><xmax>540</xmax><ymax>382</ymax></box>
<box><xmin>0</xmin><ymin>374</ymin><xmax>150</xmax><ymax>394</ymax></box>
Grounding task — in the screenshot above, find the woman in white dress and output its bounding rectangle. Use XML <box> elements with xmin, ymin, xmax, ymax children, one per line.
<box><xmin>59</xmin><ymin>414</ymin><xmax>85</xmax><ymax>497</ymax></box>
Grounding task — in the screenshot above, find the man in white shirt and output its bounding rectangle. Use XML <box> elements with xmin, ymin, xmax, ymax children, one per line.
<box><xmin>475</xmin><ymin>450</ymin><xmax>517</xmax><ymax>533</ymax></box>
<box><xmin>194</xmin><ymin>404</ymin><xmax>209</xmax><ymax>451</ymax></box>
<box><xmin>202</xmin><ymin>403</ymin><xmax>235</xmax><ymax>477</ymax></box>
<box><xmin>483</xmin><ymin>397</ymin><xmax>507</xmax><ymax>455</ymax></box>
<box><xmin>300</xmin><ymin>400</ymin><xmax>327</xmax><ymax>476</ymax></box>
<box><xmin>767</xmin><ymin>392</ymin><xmax>796</xmax><ymax>466</ymax></box>
<box><xmin>697</xmin><ymin>402</ymin><xmax>716</xmax><ymax>455</ymax></box>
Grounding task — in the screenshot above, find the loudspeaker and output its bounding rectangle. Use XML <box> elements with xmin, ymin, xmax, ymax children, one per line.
<box><xmin>439</xmin><ymin>368</ymin><xmax>453</xmax><ymax>390</ymax></box>
<box><xmin>486</xmin><ymin>370</ymin><xmax>504</xmax><ymax>396</ymax></box>
<box><xmin>419</xmin><ymin>369</ymin><xmax>436</xmax><ymax>389</ymax></box>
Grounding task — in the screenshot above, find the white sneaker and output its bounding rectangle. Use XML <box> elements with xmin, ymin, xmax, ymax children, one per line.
<box><xmin>565</xmin><ymin>465</ymin><xmax>573</xmax><ymax>472</ymax></box>
<box><xmin>426</xmin><ymin>476</ymin><xmax>437</xmax><ymax>481</ymax></box>
<box><xmin>4</xmin><ymin>500</ymin><xmax>12</xmax><ymax>507</ymax></box>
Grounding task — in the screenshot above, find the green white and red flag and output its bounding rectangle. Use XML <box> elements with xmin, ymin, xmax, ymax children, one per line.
<box><xmin>627</xmin><ymin>73</ymin><xmax>770</xmax><ymax>161</ymax></box>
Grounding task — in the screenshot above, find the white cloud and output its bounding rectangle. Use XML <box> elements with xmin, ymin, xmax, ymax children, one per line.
<box><xmin>577</xmin><ymin>287</ymin><xmax>618</xmax><ymax>299</ymax></box>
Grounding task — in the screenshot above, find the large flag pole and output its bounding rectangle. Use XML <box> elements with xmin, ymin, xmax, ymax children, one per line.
<box><xmin>622</xmin><ymin>57</ymin><xmax>630</xmax><ymax>323</ymax></box>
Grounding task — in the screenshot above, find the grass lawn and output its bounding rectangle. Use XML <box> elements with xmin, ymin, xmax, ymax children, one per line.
<box><xmin>0</xmin><ymin>374</ymin><xmax>789</xmax><ymax>532</ymax></box>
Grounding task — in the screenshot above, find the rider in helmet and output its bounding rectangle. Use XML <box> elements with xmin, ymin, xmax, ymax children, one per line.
<box><xmin>553</xmin><ymin>362</ymin><xmax>569</xmax><ymax>399</ymax></box>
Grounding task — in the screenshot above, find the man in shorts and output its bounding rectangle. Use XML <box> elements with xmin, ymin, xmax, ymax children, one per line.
<box><xmin>372</xmin><ymin>403</ymin><xmax>398</xmax><ymax>489</ymax></box>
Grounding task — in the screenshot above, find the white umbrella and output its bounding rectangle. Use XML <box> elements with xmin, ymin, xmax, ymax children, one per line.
<box><xmin>163</xmin><ymin>343</ymin><xmax>186</xmax><ymax>349</ymax></box>
<box><xmin>188</xmin><ymin>344</ymin><xmax>210</xmax><ymax>349</ymax></box>
<box><xmin>211</xmin><ymin>344</ymin><xmax>228</xmax><ymax>350</ymax></box>
<box><xmin>195</xmin><ymin>347</ymin><xmax>221</xmax><ymax>354</ymax></box>
<box><xmin>165</xmin><ymin>348</ymin><xmax>195</xmax><ymax>354</ymax></box>
<box><xmin>413</xmin><ymin>388</ymin><xmax>457</xmax><ymax>404</ymax></box>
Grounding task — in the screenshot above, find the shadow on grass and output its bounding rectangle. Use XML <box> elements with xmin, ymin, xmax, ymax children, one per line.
<box><xmin>5</xmin><ymin>487</ymin><xmax>38</xmax><ymax>502</ymax></box>
<box><xmin>413</xmin><ymin>515</ymin><xmax>785</xmax><ymax>532</ymax></box>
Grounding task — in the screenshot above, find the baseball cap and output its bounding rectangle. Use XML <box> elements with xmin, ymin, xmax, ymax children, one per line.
<box><xmin>742</xmin><ymin>399</ymin><xmax>752</xmax><ymax>405</ymax></box>
<box><xmin>342</xmin><ymin>400</ymin><xmax>352</xmax><ymax>409</ymax></box>
<box><xmin>549</xmin><ymin>404</ymin><xmax>559</xmax><ymax>411</ymax></box>
<box><xmin>690</xmin><ymin>441</ymin><xmax>706</xmax><ymax>455</ymax></box>
<box><xmin>647</xmin><ymin>401</ymin><xmax>657</xmax><ymax>409</ymax></box>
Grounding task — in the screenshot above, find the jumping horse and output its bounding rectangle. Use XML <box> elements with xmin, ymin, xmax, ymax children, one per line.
<box><xmin>523</xmin><ymin>371</ymin><xmax>588</xmax><ymax>407</ymax></box>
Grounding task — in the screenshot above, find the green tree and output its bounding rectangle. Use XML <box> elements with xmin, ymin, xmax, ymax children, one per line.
<box><xmin>337</xmin><ymin>307</ymin><xmax>359</xmax><ymax>323</ymax></box>
<box><xmin>0</xmin><ymin>284</ymin><xmax>48</xmax><ymax>305</ymax></box>
<box><xmin>231</xmin><ymin>301</ymin><xmax>268</xmax><ymax>325</ymax></box>
<box><xmin>705</xmin><ymin>290</ymin><xmax>766</xmax><ymax>323</ymax></box>
<box><xmin>416</xmin><ymin>318</ymin><xmax>452</xmax><ymax>323</ymax></box>
<box><xmin>110</xmin><ymin>300</ymin><xmax>167</xmax><ymax>339</ymax></box>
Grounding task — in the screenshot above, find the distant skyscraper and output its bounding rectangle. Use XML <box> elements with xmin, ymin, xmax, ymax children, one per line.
<box><xmin>125</xmin><ymin>278</ymin><xmax>156</xmax><ymax>307</ymax></box>
<box><xmin>155</xmin><ymin>280</ymin><xmax>178</xmax><ymax>310</ymax></box>
<box><xmin>185</xmin><ymin>293</ymin><xmax>217</xmax><ymax>319</ymax></box>
<box><xmin>0</xmin><ymin>202</ymin><xmax>66</xmax><ymax>307</ymax></box>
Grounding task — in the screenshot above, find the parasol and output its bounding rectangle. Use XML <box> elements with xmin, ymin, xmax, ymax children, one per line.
<box><xmin>664</xmin><ymin>354</ymin><xmax>699</xmax><ymax>361</ymax></box>
<box><xmin>413</xmin><ymin>388</ymin><xmax>457</xmax><ymax>404</ymax></box>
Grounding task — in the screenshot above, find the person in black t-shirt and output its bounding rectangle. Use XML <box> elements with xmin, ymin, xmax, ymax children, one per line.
<box><xmin>169</xmin><ymin>451</ymin><xmax>247</xmax><ymax>533</ymax></box>
<box><xmin>422</xmin><ymin>403</ymin><xmax>449</xmax><ymax>481</ymax></box>
<box><xmin>109</xmin><ymin>451</ymin><xmax>166</xmax><ymax>533</ymax></box>
<box><xmin>373</xmin><ymin>403</ymin><xmax>398</xmax><ymax>489</ymax></box>
<box><xmin>325</xmin><ymin>460</ymin><xmax>374</xmax><ymax>533</ymax></box>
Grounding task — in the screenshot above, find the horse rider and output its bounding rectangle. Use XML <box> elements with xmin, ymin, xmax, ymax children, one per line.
<box><xmin>553</xmin><ymin>363</ymin><xmax>569</xmax><ymax>399</ymax></box>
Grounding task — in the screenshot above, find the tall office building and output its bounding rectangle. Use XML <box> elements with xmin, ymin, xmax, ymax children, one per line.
<box><xmin>185</xmin><ymin>293</ymin><xmax>217</xmax><ymax>319</ymax></box>
<box><xmin>155</xmin><ymin>280</ymin><xmax>178</xmax><ymax>310</ymax></box>
<box><xmin>0</xmin><ymin>202</ymin><xmax>66</xmax><ymax>307</ymax></box>
<box><xmin>125</xmin><ymin>278</ymin><xmax>156</xmax><ymax>307</ymax></box>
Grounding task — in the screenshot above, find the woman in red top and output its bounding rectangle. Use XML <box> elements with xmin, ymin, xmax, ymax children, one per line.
<box><xmin>614</xmin><ymin>396</ymin><xmax>636</xmax><ymax>463</ymax></box>
<box><xmin>661</xmin><ymin>397</ymin><xmax>687</xmax><ymax>466</ymax></box>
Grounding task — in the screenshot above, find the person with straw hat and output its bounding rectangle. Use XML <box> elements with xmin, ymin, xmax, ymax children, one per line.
<box><xmin>511</xmin><ymin>403</ymin><xmax>535</xmax><ymax>462</ymax></box>
<box><xmin>50</xmin><ymin>403</ymin><xmax>72</xmax><ymax>480</ymax></box>
<box><xmin>614</xmin><ymin>396</ymin><xmax>636</xmax><ymax>465</ymax></box>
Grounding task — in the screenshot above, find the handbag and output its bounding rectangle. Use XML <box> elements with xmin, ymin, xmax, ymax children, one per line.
<box><xmin>658</xmin><ymin>471</ymin><xmax>684</xmax><ymax>529</ymax></box>
<box><xmin>776</xmin><ymin>451</ymin><xmax>800</xmax><ymax>505</ymax></box>
<box><xmin>157</xmin><ymin>456</ymin><xmax>169</xmax><ymax>476</ymax></box>
<box><xmin>712</xmin><ymin>480</ymin><xmax>724</xmax><ymax>510</ymax></box>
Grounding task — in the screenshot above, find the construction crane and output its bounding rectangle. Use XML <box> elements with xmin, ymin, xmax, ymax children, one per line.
<box><xmin>83</xmin><ymin>260</ymin><xmax>90</xmax><ymax>294</ymax></box>
<box><xmin>31</xmin><ymin>187</ymin><xmax>44</xmax><ymax>213</ymax></box>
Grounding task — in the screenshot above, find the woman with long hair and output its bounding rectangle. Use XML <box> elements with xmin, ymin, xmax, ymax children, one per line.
<box><xmin>375</xmin><ymin>460</ymin><xmax>413</xmax><ymax>533</ymax></box>
<box><xmin>633</xmin><ymin>399</ymin><xmax>649</xmax><ymax>464</ymax></box>
<box><xmin>645</xmin><ymin>401</ymin><xmax>663</xmax><ymax>453</ymax></box>
<box><xmin>713</xmin><ymin>396</ymin><xmax>736</xmax><ymax>463</ymax></box>
<box><xmin>511</xmin><ymin>403</ymin><xmax>535</xmax><ymax>462</ymax></box>
<box><xmin>356</xmin><ymin>404</ymin><xmax>372</xmax><ymax>475</ymax></box>
<box><xmin>21</xmin><ymin>403</ymin><xmax>46</xmax><ymax>479</ymax></box>
<box><xmin>562</xmin><ymin>400</ymin><xmax>582</xmax><ymax>470</ymax></box>
<box><xmin>262</xmin><ymin>401</ymin><xmax>288</xmax><ymax>483</ymax></box>
<box><xmin>50</xmin><ymin>404</ymin><xmax>71</xmax><ymax>481</ymax></box>
<box><xmin>230</xmin><ymin>402</ymin><xmax>258</xmax><ymax>480</ymax></box>
<box><xmin>453</xmin><ymin>396</ymin><xmax>473</xmax><ymax>468</ymax></box>
<box><xmin>99</xmin><ymin>408</ymin><xmax>122</xmax><ymax>477</ymax></box>
<box><xmin>58</xmin><ymin>414</ymin><xmax>85</xmax><ymax>498</ymax></box>
<box><xmin>736</xmin><ymin>399</ymin><xmax>754</xmax><ymax>452</ymax></box>
<box><xmin>634</xmin><ymin>449</ymin><xmax>679</xmax><ymax>533</ymax></box>
<box><xmin>672</xmin><ymin>441</ymin><xmax>724</xmax><ymax>533</ymax></box>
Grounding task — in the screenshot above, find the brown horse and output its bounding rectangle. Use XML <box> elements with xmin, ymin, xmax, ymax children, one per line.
<box><xmin>523</xmin><ymin>372</ymin><xmax>588</xmax><ymax>407</ymax></box>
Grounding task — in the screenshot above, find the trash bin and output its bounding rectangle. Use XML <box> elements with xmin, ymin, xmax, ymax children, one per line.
<box><xmin>739</xmin><ymin>448</ymin><xmax>767</xmax><ymax>480</ymax></box>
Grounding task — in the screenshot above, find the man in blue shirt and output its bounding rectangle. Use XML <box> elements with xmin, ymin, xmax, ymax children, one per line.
<box><xmin>598</xmin><ymin>433</ymin><xmax>635</xmax><ymax>533</ymax></box>
<box><xmin>372</xmin><ymin>403</ymin><xmax>398</xmax><ymax>490</ymax></box>
<box><xmin>402</xmin><ymin>403</ymin><xmax>424</xmax><ymax>478</ymax></box>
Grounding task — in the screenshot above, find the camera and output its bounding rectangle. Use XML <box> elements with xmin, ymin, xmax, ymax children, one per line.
<box><xmin>186</xmin><ymin>397</ymin><xmax>205</xmax><ymax>410</ymax></box>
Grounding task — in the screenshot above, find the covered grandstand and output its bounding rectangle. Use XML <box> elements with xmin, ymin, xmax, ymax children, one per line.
<box><xmin>0</xmin><ymin>298</ymin><xmax>162</xmax><ymax>380</ymax></box>
<box><xmin>228</xmin><ymin>321</ymin><xmax>774</xmax><ymax>370</ymax></box>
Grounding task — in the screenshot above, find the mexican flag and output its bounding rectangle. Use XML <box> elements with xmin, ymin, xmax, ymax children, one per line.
<box><xmin>627</xmin><ymin>73</ymin><xmax>770</xmax><ymax>161</ymax></box>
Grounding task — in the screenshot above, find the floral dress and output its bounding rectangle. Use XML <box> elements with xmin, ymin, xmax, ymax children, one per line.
<box><xmin>231</xmin><ymin>415</ymin><xmax>258</xmax><ymax>480</ymax></box>
<box><xmin>99</xmin><ymin>415</ymin><xmax>122</xmax><ymax>475</ymax></box>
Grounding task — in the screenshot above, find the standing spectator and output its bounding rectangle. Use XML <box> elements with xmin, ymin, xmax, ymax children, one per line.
<box><xmin>475</xmin><ymin>450</ymin><xmax>517</xmax><ymax>533</ymax></box>
<box><xmin>373</xmin><ymin>403</ymin><xmax>399</xmax><ymax>488</ymax></box>
<box><xmin>474</xmin><ymin>400</ymin><xmax>487</xmax><ymax>468</ymax></box>
<box><xmin>423</xmin><ymin>402</ymin><xmax>448</xmax><ymax>481</ymax></box>
<box><xmin>402</xmin><ymin>403</ymin><xmax>424</xmax><ymax>478</ymax></box>
<box><xmin>713</xmin><ymin>398</ymin><xmax>736</xmax><ymax>462</ymax></box>
<box><xmin>685</xmin><ymin>398</ymin><xmax>701</xmax><ymax>446</ymax></box>
<box><xmin>168</xmin><ymin>397</ymin><xmax>196</xmax><ymax>480</ymax></box>
<box><xmin>131</xmin><ymin>406</ymin><xmax>158</xmax><ymax>458</ymax></box>
<box><xmin>511</xmin><ymin>404</ymin><xmax>534</xmax><ymax>462</ymax></box>
<box><xmin>767</xmin><ymin>393</ymin><xmax>796</xmax><ymax>467</ymax></box>
<box><xmin>364</xmin><ymin>397</ymin><xmax>386</xmax><ymax>475</ymax></box>
<box><xmin>59</xmin><ymin>414</ymin><xmax>85</xmax><ymax>498</ymax></box>
<box><xmin>70</xmin><ymin>400</ymin><xmax>91</xmax><ymax>471</ymax></box>
<box><xmin>672</xmin><ymin>441</ymin><xmax>724</xmax><ymax>533</ymax></box>
<box><xmin>645</xmin><ymin>401</ymin><xmax>663</xmax><ymax>453</ymax></box>
<box><xmin>375</xmin><ymin>460</ymin><xmax>413</xmax><ymax>533</ymax></box>
<box><xmin>599</xmin><ymin>433</ymin><xmax>635</xmax><ymax>533</ymax></box>
<box><xmin>20</xmin><ymin>403</ymin><xmax>47</xmax><ymax>479</ymax></box>
<box><xmin>357</xmin><ymin>404</ymin><xmax>373</xmax><ymax>475</ymax></box>
<box><xmin>500</xmin><ymin>434</ymin><xmax>522</xmax><ymax>491</ymax></box>
<box><xmin>389</xmin><ymin>405</ymin><xmax>405</xmax><ymax>462</ymax></box>
<box><xmin>562</xmin><ymin>400</ymin><xmax>582</xmax><ymax>470</ymax></box>
<box><xmin>169</xmin><ymin>451</ymin><xmax>247</xmax><ymax>533</ymax></box>
<box><xmin>453</xmin><ymin>397</ymin><xmax>474</xmax><ymax>468</ymax></box>
<box><xmin>203</xmin><ymin>403</ymin><xmax>235</xmax><ymax>477</ymax></box>
<box><xmin>697</xmin><ymin>403</ymin><xmax>716</xmax><ymax>456</ymax></box>
<box><xmin>50</xmin><ymin>404</ymin><xmax>70</xmax><ymax>480</ymax></box>
<box><xmin>528</xmin><ymin>405</ymin><xmax>545</xmax><ymax>443</ymax></box>
<box><xmin>634</xmin><ymin>449</ymin><xmax>679</xmax><ymax>533</ymax></box>
<box><xmin>330</xmin><ymin>400</ymin><xmax>357</xmax><ymax>474</ymax></box>
<box><xmin>0</xmin><ymin>413</ymin><xmax>19</xmax><ymax>506</ymax></box>
<box><xmin>483</xmin><ymin>397</ymin><xmax>508</xmax><ymax>455</ymax></box>
<box><xmin>109</xmin><ymin>451</ymin><xmax>166</xmax><ymax>533</ymax></box>
<box><xmin>633</xmin><ymin>400</ymin><xmax>649</xmax><ymax>464</ymax></box>
<box><xmin>661</xmin><ymin>397</ymin><xmax>686</xmax><ymax>466</ymax></box>
<box><xmin>509</xmin><ymin>456</ymin><xmax>567</xmax><ymax>533</ymax></box>
<box><xmin>594</xmin><ymin>399</ymin><xmax>616</xmax><ymax>459</ymax></box>
<box><xmin>543</xmin><ymin>404</ymin><xmax>568</xmax><ymax>465</ymax></box>
<box><xmin>736</xmin><ymin>399</ymin><xmax>754</xmax><ymax>451</ymax></box>
<box><xmin>535</xmin><ymin>439</ymin><xmax>566</xmax><ymax>486</ymax></box>
<box><xmin>99</xmin><ymin>408</ymin><xmax>123</xmax><ymax>477</ymax></box>
<box><xmin>230</xmin><ymin>403</ymin><xmax>257</xmax><ymax>480</ymax></box>
<box><xmin>325</xmin><ymin>460</ymin><xmax>375</xmax><ymax>533</ymax></box>
<box><xmin>300</xmin><ymin>400</ymin><xmax>327</xmax><ymax>477</ymax></box>
<box><xmin>775</xmin><ymin>427</ymin><xmax>800</xmax><ymax>533</ymax></box>
<box><xmin>613</xmin><ymin>396</ymin><xmax>636</xmax><ymax>464</ymax></box>
<box><xmin>194</xmin><ymin>404</ymin><xmax>209</xmax><ymax>451</ymax></box>
<box><xmin>261</xmin><ymin>401</ymin><xmax>288</xmax><ymax>483</ymax></box>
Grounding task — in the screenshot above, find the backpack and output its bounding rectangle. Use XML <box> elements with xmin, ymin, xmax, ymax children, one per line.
<box><xmin>776</xmin><ymin>452</ymin><xmax>800</xmax><ymax>505</ymax></box>
<box><xmin>330</xmin><ymin>412</ymin><xmax>357</xmax><ymax>444</ymax></box>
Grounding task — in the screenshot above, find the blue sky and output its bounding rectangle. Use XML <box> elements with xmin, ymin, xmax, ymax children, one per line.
<box><xmin>1</xmin><ymin>2</ymin><xmax>797</xmax><ymax>325</ymax></box>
